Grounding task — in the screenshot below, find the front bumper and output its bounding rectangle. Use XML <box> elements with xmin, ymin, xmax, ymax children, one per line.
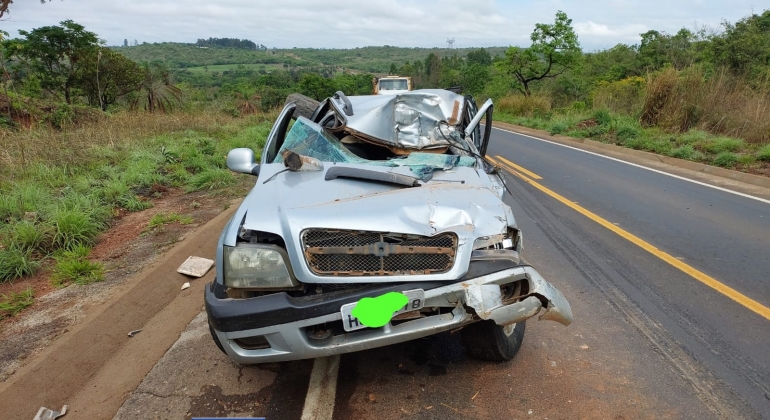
<box><xmin>205</xmin><ymin>264</ymin><xmax>573</xmax><ymax>364</ymax></box>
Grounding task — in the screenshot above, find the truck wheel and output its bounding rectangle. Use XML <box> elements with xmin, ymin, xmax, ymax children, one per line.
<box><xmin>208</xmin><ymin>322</ymin><xmax>227</xmax><ymax>355</ymax></box>
<box><xmin>284</xmin><ymin>93</ymin><xmax>320</xmax><ymax>120</ymax></box>
<box><xmin>460</xmin><ymin>320</ymin><xmax>526</xmax><ymax>362</ymax></box>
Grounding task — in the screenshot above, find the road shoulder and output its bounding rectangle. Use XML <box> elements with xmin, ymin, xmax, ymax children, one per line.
<box><xmin>0</xmin><ymin>203</ymin><xmax>239</xmax><ymax>420</ymax></box>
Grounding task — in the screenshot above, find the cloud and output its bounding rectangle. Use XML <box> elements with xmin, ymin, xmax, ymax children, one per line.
<box><xmin>0</xmin><ymin>0</ymin><xmax>763</xmax><ymax>50</ymax></box>
<box><xmin>574</xmin><ymin>21</ymin><xmax>649</xmax><ymax>45</ymax></box>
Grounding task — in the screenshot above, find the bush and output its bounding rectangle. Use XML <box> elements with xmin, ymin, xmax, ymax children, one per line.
<box><xmin>550</xmin><ymin>122</ymin><xmax>568</xmax><ymax>135</ymax></box>
<box><xmin>712</xmin><ymin>152</ymin><xmax>739</xmax><ymax>168</ymax></box>
<box><xmin>592</xmin><ymin>109</ymin><xmax>613</xmax><ymax>126</ymax></box>
<box><xmin>592</xmin><ymin>76</ymin><xmax>646</xmax><ymax>116</ymax></box>
<box><xmin>737</xmin><ymin>155</ymin><xmax>756</xmax><ymax>166</ymax></box>
<box><xmin>44</xmin><ymin>104</ymin><xmax>76</xmax><ymax>129</ymax></box>
<box><xmin>615</xmin><ymin>125</ymin><xmax>640</xmax><ymax>141</ymax></box>
<box><xmin>670</xmin><ymin>145</ymin><xmax>697</xmax><ymax>160</ymax></box>
<box><xmin>51</xmin><ymin>245</ymin><xmax>105</xmax><ymax>286</ymax></box>
<box><xmin>756</xmin><ymin>144</ymin><xmax>770</xmax><ymax>162</ymax></box>
<box><xmin>702</xmin><ymin>137</ymin><xmax>745</xmax><ymax>154</ymax></box>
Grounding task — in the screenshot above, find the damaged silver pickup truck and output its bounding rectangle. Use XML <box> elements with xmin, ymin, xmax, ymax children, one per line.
<box><xmin>205</xmin><ymin>89</ymin><xmax>573</xmax><ymax>364</ymax></box>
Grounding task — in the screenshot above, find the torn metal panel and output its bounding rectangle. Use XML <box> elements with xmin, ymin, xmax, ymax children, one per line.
<box><xmin>329</xmin><ymin>90</ymin><xmax>468</xmax><ymax>151</ymax></box>
<box><xmin>458</xmin><ymin>266</ymin><xmax>574</xmax><ymax>327</ymax></box>
<box><xmin>464</xmin><ymin>283</ymin><xmax>503</xmax><ymax>318</ymax></box>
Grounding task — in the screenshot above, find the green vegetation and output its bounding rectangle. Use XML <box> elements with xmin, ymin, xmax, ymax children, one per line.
<box><xmin>51</xmin><ymin>245</ymin><xmax>104</xmax><ymax>286</ymax></box>
<box><xmin>118</xmin><ymin>42</ymin><xmax>506</xmax><ymax>74</ymax></box>
<box><xmin>0</xmin><ymin>287</ymin><xmax>34</xmax><ymax>319</ymax></box>
<box><xmin>1</xmin><ymin>112</ymin><xmax>273</xmax><ymax>284</ymax></box>
<box><xmin>147</xmin><ymin>212</ymin><xmax>194</xmax><ymax>229</ymax></box>
<box><xmin>185</xmin><ymin>64</ymin><xmax>285</xmax><ymax>74</ymax></box>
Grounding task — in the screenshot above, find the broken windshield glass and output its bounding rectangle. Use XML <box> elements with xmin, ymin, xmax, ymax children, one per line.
<box><xmin>273</xmin><ymin>117</ymin><xmax>476</xmax><ymax>181</ymax></box>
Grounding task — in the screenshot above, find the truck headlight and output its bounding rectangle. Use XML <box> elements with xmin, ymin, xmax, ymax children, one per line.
<box><xmin>473</xmin><ymin>229</ymin><xmax>521</xmax><ymax>251</ymax></box>
<box><xmin>223</xmin><ymin>244</ymin><xmax>299</xmax><ymax>289</ymax></box>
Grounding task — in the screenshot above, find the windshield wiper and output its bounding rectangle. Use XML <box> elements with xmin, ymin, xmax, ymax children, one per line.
<box><xmin>324</xmin><ymin>166</ymin><xmax>421</xmax><ymax>188</ymax></box>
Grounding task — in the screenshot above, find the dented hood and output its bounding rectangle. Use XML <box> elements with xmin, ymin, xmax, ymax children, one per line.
<box><xmin>226</xmin><ymin>163</ymin><xmax>515</xmax><ymax>284</ymax></box>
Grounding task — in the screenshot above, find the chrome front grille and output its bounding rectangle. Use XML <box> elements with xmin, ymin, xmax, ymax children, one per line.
<box><xmin>302</xmin><ymin>229</ymin><xmax>457</xmax><ymax>276</ymax></box>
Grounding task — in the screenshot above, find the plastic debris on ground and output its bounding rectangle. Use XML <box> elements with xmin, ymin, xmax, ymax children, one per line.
<box><xmin>177</xmin><ymin>256</ymin><xmax>214</xmax><ymax>278</ymax></box>
<box><xmin>33</xmin><ymin>405</ymin><xmax>67</xmax><ymax>420</ymax></box>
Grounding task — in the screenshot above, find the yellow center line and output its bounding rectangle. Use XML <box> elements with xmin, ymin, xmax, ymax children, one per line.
<box><xmin>489</xmin><ymin>155</ymin><xmax>770</xmax><ymax>321</ymax></box>
<box><xmin>495</xmin><ymin>155</ymin><xmax>543</xmax><ymax>179</ymax></box>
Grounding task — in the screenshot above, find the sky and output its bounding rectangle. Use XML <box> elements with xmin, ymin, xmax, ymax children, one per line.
<box><xmin>1</xmin><ymin>0</ymin><xmax>764</xmax><ymax>51</ymax></box>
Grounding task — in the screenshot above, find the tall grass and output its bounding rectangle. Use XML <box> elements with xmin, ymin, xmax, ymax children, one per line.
<box><xmin>497</xmin><ymin>95</ymin><xmax>552</xmax><ymax>117</ymax></box>
<box><xmin>641</xmin><ymin>67</ymin><xmax>770</xmax><ymax>143</ymax></box>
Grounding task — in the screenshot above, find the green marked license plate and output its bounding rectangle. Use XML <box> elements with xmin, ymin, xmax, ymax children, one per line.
<box><xmin>340</xmin><ymin>289</ymin><xmax>425</xmax><ymax>332</ymax></box>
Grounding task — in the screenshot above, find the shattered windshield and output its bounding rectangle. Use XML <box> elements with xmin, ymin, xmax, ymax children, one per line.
<box><xmin>273</xmin><ymin>117</ymin><xmax>476</xmax><ymax>181</ymax></box>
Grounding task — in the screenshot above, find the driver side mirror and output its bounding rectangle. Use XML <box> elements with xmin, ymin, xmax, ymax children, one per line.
<box><xmin>227</xmin><ymin>148</ymin><xmax>260</xmax><ymax>176</ymax></box>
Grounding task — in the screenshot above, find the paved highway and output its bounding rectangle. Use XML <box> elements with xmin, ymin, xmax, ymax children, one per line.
<box><xmin>486</xmin><ymin>127</ymin><xmax>770</xmax><ymax>418</ymax></box>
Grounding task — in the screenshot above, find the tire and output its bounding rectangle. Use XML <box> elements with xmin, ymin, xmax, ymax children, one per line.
<box><xmin>460</xmin><ymin>320</ymin><xmax>526</xmax><ymax>362</ymax></box>
<box><xmin>284</xmin><ymin>93</ymin><xmax>321</xmax><ymax>120</ymax></box>
<box><xmin>208</xmin><ymin>322</ymin><xmax>227</xmax><ymax>355</ymax></box>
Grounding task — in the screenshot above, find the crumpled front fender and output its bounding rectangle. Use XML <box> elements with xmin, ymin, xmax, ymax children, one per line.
<box><xmin>457</xmin><ymin>266</ymin><xmax>573</xmax><ymax>327</ymax></box>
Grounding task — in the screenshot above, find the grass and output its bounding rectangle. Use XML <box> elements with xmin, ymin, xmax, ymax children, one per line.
<box><xmin>147</xmin><ymin>212</ymin><xmax>194</xmax><ymax>229</ymax></box>
<box><xmin>51</xmin><ymin>208</ymin><xmax>105</xmax><ymax>251</ymax></box>
<box><xmin>713</xmin><ymin>152</ymin><xmax>739</xmax><ymax>168</ymax></box>
<box><xmin>0</xmin><ymin>247</ymin><xmax>41</xmax><ymax>282</ymax></box>
<box><xmin>754</xmin><ymin>144</ymin><xmax>770</xmax><ymax>162</ymax></box>
<box><xmin>0</xmin><ymin>110</ymin><xmax>274</xmax><ymax>286</ymax></box>
<box><xmin>51</xmin><ymin>246</ymin><xmax>105</xmax><ymax>287</ymax></box>
<box><xmin>0</xmin><ymin>287</ymin><xmax>34</xmax><ymax>319</ymax></box>
<box><xmin>497</xmin><ymin>105</ymin><xmax>767</xmax><ymax>174</ymax></box>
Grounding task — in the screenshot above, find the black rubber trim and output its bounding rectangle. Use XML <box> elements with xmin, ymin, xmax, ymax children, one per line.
<box><xmin>206</xmin><ymin>260</ymin><xmax>522</xmax><ymax>333</ymax></box>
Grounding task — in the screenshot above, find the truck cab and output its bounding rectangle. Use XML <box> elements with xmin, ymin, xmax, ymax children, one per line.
<box><xmin>373</xmin><ymin>76</ymin><xmax>412</xmax><ymax>95</ymax></box>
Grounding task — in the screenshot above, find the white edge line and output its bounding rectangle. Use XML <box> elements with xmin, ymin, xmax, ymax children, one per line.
<box><xmin>301</xmin><ymin>355</ymin><xmax>340</xmax><ymax>420</ymax></box>
<box><xmin>492</xmin><ymin>126</ymin><xmax>770</xmax><ymax>206</ymax></box>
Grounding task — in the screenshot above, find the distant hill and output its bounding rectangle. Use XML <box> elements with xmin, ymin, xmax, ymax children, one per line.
<box><xmin>115</xmin><ymin>43</ymin><xmax>509</xmax><ymax>74</ymax></box>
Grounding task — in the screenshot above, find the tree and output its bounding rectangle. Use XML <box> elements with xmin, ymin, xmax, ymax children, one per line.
<box><xmin>425</xmin><ymin>53</ymin><xmax>442</xmax><ymax>87</ymax></box>
<box><xmin>639</xmin><ymin>29</ymin><xmax>696</xmax><ymax>70</ymax></box>
<box><xmin>709</xmin><ymin>10</ymin><xmax>770</xmax><ymax>74</ymax></box>
<box><xmin>78</xmin><ymin>47</ymin><xmax>143</xmax><ymax>110</ymax></box>
<box><xmin>0</xmin><ymin>0</ymin><xmax>54</xmax><ymax>18</ymax></box>
<box><xmin>298</xmin><ymin>73</ymin><xmax>334</xmax><ymax>100</ymax></box>
<box><xmin>17</xmin><ymin>20</ymin><xmax>100</xmax><ymax>104</ymax></box>
<box><xmin>461</xmin><ymin>62</ymin><xmax>489</xmax><ymax>96</ymax></box>
<box><xmin>499</xmin><ymin>11</ymin><xmax>581</xmax><ymax>96</ymax></box>
<box><xmin>131</xmin><ymin>61</ymin><xmax>182</xmax><ymax>113</ymax></box>
<box><xmin>123</xmin><ymin>39</ymin><xmax>129</xmax><ymax>47</ymax></box>
<box><xmin>467</xmin><ymin>48</ymin><xmax>492</xmax><ymax>66</ymax></box>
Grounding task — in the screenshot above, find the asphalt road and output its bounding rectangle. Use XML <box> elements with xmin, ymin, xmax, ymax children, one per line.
<box><xmin>486</xmin><ymin>127</ymin><xmax>770</xmax><ymax>418</ymax></box>
<box><xmin>108</xmin><ymin>127</ymin><xmax>769</xmax><ymax>420</ymax></box>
